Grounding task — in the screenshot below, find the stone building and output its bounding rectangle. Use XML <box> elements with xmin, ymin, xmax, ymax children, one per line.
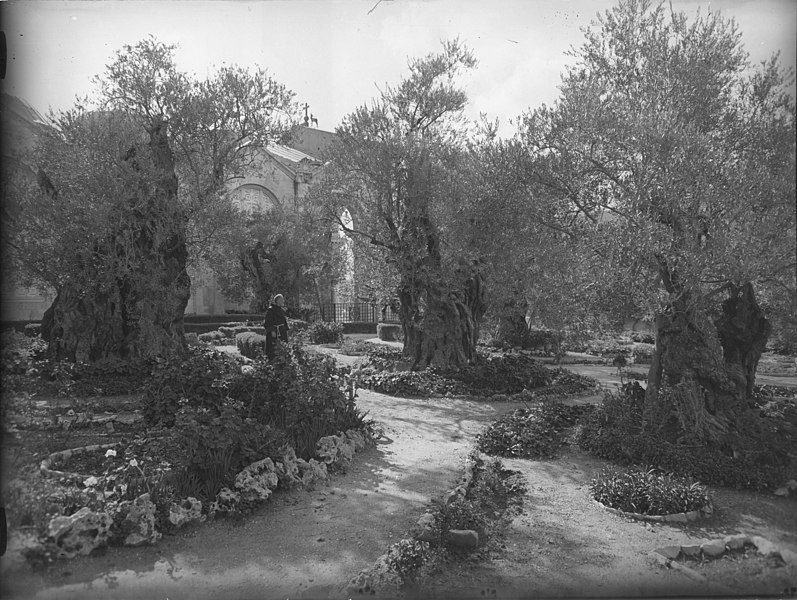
<box><xmin>0</xmin><ymin>92</ymin><xmax>337</xmax><ymax>321</ymax></box>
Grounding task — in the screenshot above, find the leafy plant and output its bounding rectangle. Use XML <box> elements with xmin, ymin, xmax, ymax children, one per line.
<box><xmin>141</xmin><ymin>346</ymin><xmax>241</xmax><ymax>426</ymax></box>
<box><xmin>307</xmin><ymin>321</ymin><xmax>344</xmax><ymax>344</ymax></box>
<box><xmin>591</xmin><ymin>467</ymin><xmax>711</xmax><ymax>515</ymax></box>
<box><xmin>477</xmin><ymin>400</ymin><xmax>591</xmax><ymax>458</ymax></box>
<box><xmin>384</xmin><ymin>539</ymin><xmax>432</xmax><ymax>584</ymax></box>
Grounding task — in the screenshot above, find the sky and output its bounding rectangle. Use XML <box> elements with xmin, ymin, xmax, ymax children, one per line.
<box><xmin>2</xmin><ymin>0</ymin><xmax>796</xmax><ymax>137</ymax></box>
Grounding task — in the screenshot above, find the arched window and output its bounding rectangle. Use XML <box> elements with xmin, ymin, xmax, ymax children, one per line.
<box><xmin>230</xmin><ymin>184</ymin><xmax>278</xmax><ymax>214</ymax></box>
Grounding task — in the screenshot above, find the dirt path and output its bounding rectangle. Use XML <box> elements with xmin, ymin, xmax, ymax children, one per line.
<box><xmin>1</xmin><ymin>388</ymin><xmax>519</xmax><ymax>600</ymax></box>
<box><xmin>3</xmin><ymin>344</ymin><xmax>795</xmax><ymax>599</ymax></box>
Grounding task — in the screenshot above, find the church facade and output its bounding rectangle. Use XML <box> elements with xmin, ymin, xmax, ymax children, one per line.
<box><xmin>0</xmin><ymin>93</ymin><xmax>337</xmax><ymax>322</ymax></box>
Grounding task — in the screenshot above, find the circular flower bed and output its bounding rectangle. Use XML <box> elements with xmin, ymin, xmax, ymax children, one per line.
<box><xmin>590</xmin><ymin>466</ymin><xmax>713</xmax><ymax>521</ymax></box>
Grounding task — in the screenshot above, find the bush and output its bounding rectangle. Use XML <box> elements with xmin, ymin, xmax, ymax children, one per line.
<box><xmin>227</xmin><ymin>343</ymin><xmax>367</xmax><ymax>458</ymax></box>
<box><xmin>628</xmin><ymin>331</ymin><xmax>655</xmax><ymax>344</ymax></box>
<box><xmin>477</xmin><ymin>400</ymin><xmax>591</xmax><ymax>459</ymax></box>
<box><xmin>377</xmin><ymin>323</ymin><xmax>403</xmax><ymax>342</ymax></box>
<box><xmin>438</xmin><ymin>354</ymin><xmax>553</xmax><ymax>395</ymax></box>
<box><xmin>631</xmin><ymin>343</ymin><xmax>654</xmax><ymax>364</ymax></box>
<box><xmin>198</xmin><ymin>331</ymin><xmax>226</xmax><ymax>344</ymax></box>
<box><xmin>576</xmin><ymin>383</ymin><xmax>794</xmax><ymax>491</ymax></box>
<box><xmin>590</xmin><ymin>467</ymin><xmax>711</xmax><ymax>515</ymax></box>
<box><xmin>236</xmin><ymin>331</ymin><xmax>268</xmax><ymax>359</ymax></box>
<box><xmin>1</xmin><ymin>330</ymin><xmax>48</xmax><ymax>375</ymax></box>
<box><xmin>308</xmin><ymin>321</ymin><xmax>344</xmax><ymax>344</ymax></box>
<box><xmin>141</xmin><ymin>347</ymin><xmax>241</xmax><ymax>427</ymax></box>
<box><xmin>172</xmin><ymin>401</ymin><xmax>287</xmax><ymax>500</ymax></box>
<box><xmin>65</xmin><ymin>357</ymin><xmax>152</xmax><ymax>396</ymax></box>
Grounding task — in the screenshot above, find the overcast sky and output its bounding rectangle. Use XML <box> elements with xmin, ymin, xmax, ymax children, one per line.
<box><xmin>2</xmin><ymin>0</ymin><xmax>795</xmax><ymax>137</ymax></box>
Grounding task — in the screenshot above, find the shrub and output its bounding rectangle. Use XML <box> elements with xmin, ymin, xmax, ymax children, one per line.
<box><xmin>172</xmin><ymin>401</ymin><xmax>287</xmax><ymax>500</ymax></box>
<box><xmin>236</xmin><ymin>331</ymin><xmax>268</xmax><ymax>359</ymax></box>
<box><xmin>141</xmin><ymin>347</ymin><xmax>241</xmax><ymax>427</ymax></box>
<box><xmin>219</xmin><ymin>325</ymin><xmax>266</xmax><ymax>339</ymax></box>
<box><xmin>377</xmin><ymin>323</ymin><xmax>403</xmax><ymax>342</ymax></box>
<box><xmin>65</xmin><ymin>357</ymin><xmax>152</xmax><ymax>396</ymax></box>
<box><xmin>339</xmin><ymin>338</ymin><xmax>376</xmax><ymax>356</ymax></box>
<box><xmin>477</xmin><ymin>400</ymin><xmax>591</xmax><ymax>459</ymax></box>
<box><xmin>384</xmin><ymin>539</ymin><xmax>432</xmax><ymax>584</ymax></box>
<box><xmin>590</xmin><ymin>467</ymin><xmax>711</xmax><ymax>515</ymax></box>
<box><xmin>628</xmin><ymin>331</ymin><xmax>655</xmax><ymax>344</ymax></box>
<box><xmin>631</xmin><ymin>343</ymin><xmax>654</xmax><ymax>364</ymax></box>
<box><xmin>227</xmin><ymin>343</ymin><xmax>367</xmax><ymax>458</ymax></box>
<box><xmin>576</xmin><ymin>382</ymin><xmax>794</xmax><ymax>491</ymax></box>
<box><xmin>1</xmin><ymin>330</ymin><xmax>47</xmax><ymax>375</ymax></box>
<box><xmin>198</xmin><ymin>331</ymin><xmax>225</xmax><ymax>344</ymax></box>
<box><xmin>361</xmin><ymin>345</ymin><xmax>405</xmax><ymax>371</ymax></box>
<box><xmin>308</xmin><ymin>321</ymin><xmax>344</xmax><ymax>344</ymax></box>
<box><xmin>438</xmin><ymin>354</ymin><xmax>553</xmax><ymax>395</ymax></box>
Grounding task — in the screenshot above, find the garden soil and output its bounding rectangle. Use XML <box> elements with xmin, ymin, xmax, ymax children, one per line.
<box><xmin>2</xmin><ymin>345</ymin><xmax>796</xmax><ymax>600</ymax></box>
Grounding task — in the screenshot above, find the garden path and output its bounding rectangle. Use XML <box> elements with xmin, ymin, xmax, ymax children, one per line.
<box><xmin>3</xmin><ymin>342</ymin><xmax>795</xmax><ymax>599</ymax></box>
<box><xmin>1</xmin><ymin>380</ymin><xmax>519</xmax><ymax>600</ymax></box>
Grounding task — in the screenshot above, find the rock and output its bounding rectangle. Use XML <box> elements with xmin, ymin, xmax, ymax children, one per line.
<box><xmin>656</xmin><ymin>545</ymin><xmax>681</xmax><ymax>560</ymax></box>
<box><xmin>275</xmin><ymin>448</ymin><xmax>302</xmax><ymax>487</ymax></box>
<box><xmin>779</xmin><ymin>548</ymin><xmax>797</xmax><ymax>567</ymax></box>
<box><xmin>414</xmin><ymin>512</ymin><xmax>437</xmax><ymax>542</ymax></box>
<box><xmin>316</xmin><ymin>434</ymin><xmax>356</xmax><ymax>467</ymax></box>
<box><xmin>722</xmin><ymin>534</ymin><xmax>749</xmax><ymax>550</ymax></box>
<box><xmin>209</xmin><ymin>487</ymin><xmax>242</xmax><ymax>518</ymax></box>
<box><xmin>316</xmin><ymin>435</ymin><xmax>340</xmax><ymax>465</ymax></box>
<box><xmin>700</xmin><ymin>541</ymin><xmax>726</xmax><ymax>557</ymax></box>
<box><xmin>345</xmin><ymin>429</ymin><xmax>368</xmax><ymax>451</ymax></box>
<box><xmin>297</xmin><ymin>458</ymin><xmax>328</xmax><ymax>488</ymax></box>
<box><xmin>234</xmin><ymin>458</ymin><xmax>279</xmax><ymax>503</ymax></box>
<box><xmin>121</xmin><ymin>493</ymin><xmax>161</xmax><ymax>547</ymax></box>
<box><xmin>664</xmin><ymin>512</ymin><xmax>687</xmax><ymax>523</ymax></box>
<box><xmin>446</xmin><ymin>529</ymin><xmax>479</xmax><ymax>548</ymax></box>
<box><xmin>680</xmin><ymin>544</ymin><xmax>701</xmax><ymax>557</ymax></box>
<box><xmin>47</xmin><ymin>507</ymin><xmax>112</xmax><ymax>558</ymax></box>
<box><xmin>168</xmin><ymin>497</ymin><xmax>204</xmax><ymax>529</ymax></box>
<box><xmin>751</xmin><ymin>536</ymin><xmax>778</xmax><ymax>556</ymax></box>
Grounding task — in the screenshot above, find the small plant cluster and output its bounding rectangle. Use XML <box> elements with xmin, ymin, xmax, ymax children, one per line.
<box><xmin>307</xmin><ymin>321</ymin><xmax>344</xmax><ymax>344</ymax></box>
<box><xmin>235</xmin><ymin>331</ymin><xmax>268</xmax><ymax>359</ymax></box>
<box><xmin>1</xmin><ymin>329</ymin><xmax>48</xmax><ymax>375</ymax></box>
<box><xmin>576</xmin><ymin>383</ymin><xmax>795</xmax><ymax>491</ymax></box>
<box><xmin>435</xmin><ymin>353</ymin><xmax>553</xmax><ymax>395</ymax></box>
<box><xmin>477</xmin><ymin>400</ymin><xmax>591</xmax><ymax>459</ymax></box>
<box><xmin>379</xmin><ymin>457</ymin><xmax>526</xmax><ymax>590</ymax></box>
<box><xmin>355</xmin><ymin>352</ymin><xmax>599</xmax><ymax>399</ymax></box>
<box><xmin>338</xmin><ymin>338</ymin><xmax>377</xmax><ymax>356</ymax></box>
<box><xmin>356</xmin><ymin>370</ymin><xmax>468</xmax><ymax>397</ymax></box>
<box><xmin>590</xmin><ymin>467</ymin><xmax>711</xmax><ymax>515</ymax></box>
<box><xmin>50</xmin><ymin>357</ymin><xmax>153</xmax><ymax>397</ymax></box>
<box><xmin>138</xmin><ymin>343</ymin><xmax>367</xmax><ymax>501</ymax></box>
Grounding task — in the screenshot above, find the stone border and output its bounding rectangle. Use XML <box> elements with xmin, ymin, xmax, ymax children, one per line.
<box><xmin>40</xmin><ymin>442</ymin><xmax>121</xmax><ymax>483</ymax></box>
<box><xmin>343</xmin><ymin>452</ymin><xmax>483</xmax><ymax>596</ymax></box>
<box><xmin>593</xmin><ymin>499</ymin><xmax>713</xmax><ymax>523</ymax></box>
<box><xmin>649</xmin><ymin>534</ymin><xmax>797</xmax><ymax>592</ymax></box>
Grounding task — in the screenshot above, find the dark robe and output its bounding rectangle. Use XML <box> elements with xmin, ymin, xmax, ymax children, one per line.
<box><xmin>263</xmin><ymin>303</ymin><xmax>289</xmax><ymax>359</ymax></box>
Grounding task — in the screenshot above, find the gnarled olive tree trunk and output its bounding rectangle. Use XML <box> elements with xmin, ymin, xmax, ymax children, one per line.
<box><xmin>645</xmin><ymin>282</ymin><xmax>770</xmax><ymax>443</ymax></box>
<box><xmin>41</xmin><ymin>118</ymin><xmax>190</xmax><ymax>361</ymax></box>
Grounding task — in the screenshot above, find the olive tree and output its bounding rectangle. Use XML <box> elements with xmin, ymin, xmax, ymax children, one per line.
<box><xmin>310</xmin><ymin>40</ymin><xmax>487</xmax><ymax>368</ymax></box>
<box><xmin>8</xmin><ymin>37</ymin><xmax>297</xmax><ymax>360</ymax></box>
<box><xmin>519</xmin><ymin>0</ymin><xmax>796</xmax><ymax>442</ymax></box>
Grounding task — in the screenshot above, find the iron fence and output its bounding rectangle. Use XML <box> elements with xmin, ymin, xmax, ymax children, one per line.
<box><xmin>311</xmin><ymin>302</ymin><xmax>400</xmax><ymax>323</ymax></box>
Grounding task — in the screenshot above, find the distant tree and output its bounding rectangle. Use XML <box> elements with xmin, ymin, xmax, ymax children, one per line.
<box><xmin>310</xmin><ymin>40</ymin><xmax>486</xmax><ymax>368</ymax></box>
<box><xmin>8</xmin><ymin>37</ymin><xmax>297</xmax><ymax>360</ymax></box>
<box><xmin>518</xmin><ymin>0</ymin><xmax>796</xmax><ymax>441</ymax></box>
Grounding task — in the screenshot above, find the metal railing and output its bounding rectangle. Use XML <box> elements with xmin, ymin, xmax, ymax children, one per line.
<box><xmin>311</xmin><ymin>302</ymin><xmax>400</xmax><ymax>323</ymax></box>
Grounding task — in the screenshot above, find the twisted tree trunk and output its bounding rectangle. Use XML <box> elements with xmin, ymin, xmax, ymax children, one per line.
<box><xmin>645</xmin><ymin>282</ymin><xmax>770</xmax><ymax>443</ymax></box>
<box><xmin>41</xmin><ymin>118</ymin><xmax>189</xmax><ymax>361</ymax></box>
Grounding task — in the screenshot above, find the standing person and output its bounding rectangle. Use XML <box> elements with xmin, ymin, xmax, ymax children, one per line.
<box><xmin>263</xmin><ymin>294</ymin><xmax>289</xmax><ymax>360</ymax></box>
